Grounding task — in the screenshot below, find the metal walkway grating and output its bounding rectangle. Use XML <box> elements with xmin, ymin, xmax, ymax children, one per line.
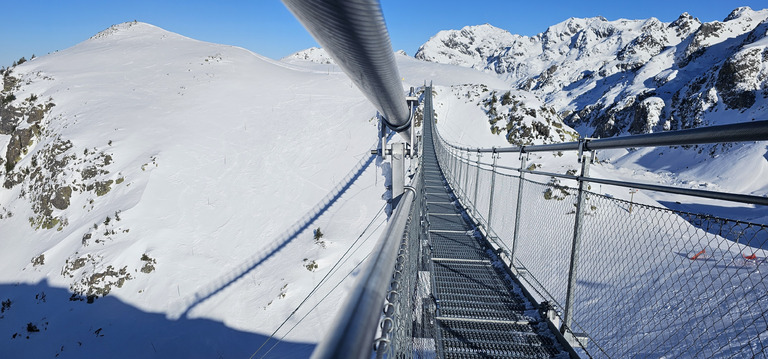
<box><xmin>420</xmin><ymin>102</ymin><xmax>567</xmax><ymax>358</ymax></box>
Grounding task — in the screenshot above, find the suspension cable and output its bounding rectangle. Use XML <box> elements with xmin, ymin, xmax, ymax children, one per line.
<box><xmin>250</xmin><ymin>203</ymin><xmax>388</xmax><ymax>358</ymax></box>
<box><xmin>260</xmin><ymin>239</ymin><xmax>380</xmax><ymax>358</ymax></box>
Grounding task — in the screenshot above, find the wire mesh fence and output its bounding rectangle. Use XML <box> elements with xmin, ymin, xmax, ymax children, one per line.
<box><xmin>433</xmin><ymin>132</ymin><xmax>768</xmax><ymax>358</ymax></box>
<box><xmin>374</xmin><ymin>162</ymin><xmax>424</xmax><ymax>358</ymax></box>
<box><xmin>472</xmin><ymin>160</ymin><xmax>494</xmax><ymax>228</ymax></box>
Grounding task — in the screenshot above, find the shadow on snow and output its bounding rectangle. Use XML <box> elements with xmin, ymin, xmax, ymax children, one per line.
<box><xmin>660</xmin><ymin>200</ymin><xmax>768</xmax><ymax>250</ymax></box>
<box><xmin>0</xmin><ymin>280</ymin><xmax>314</xmax><ymax>358</ymax></box>
<box><xmin>177</xmin><ymin>153</ymin><xmax>378</xmax><ymax>319</ymax></box>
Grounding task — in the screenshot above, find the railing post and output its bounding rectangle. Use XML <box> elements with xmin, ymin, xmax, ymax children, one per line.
<box><xmin>472</xmin><ymin>151</ymin><xmax>482</xmax><ymax>218</ymax></box>
<box><xmin>457</xmin><ymin>150</ymin><xmax>463</xmax><ymax>192</ymax></box>
<box><xmin>462</xmin><ymin>151</ymin><xmax>470</xmax><ymax>201</ymax></box>
<box><xmin>456</xmin><ymin>150</ymin><xmax>465</xmax><ymax>200</ymax></box>
<box><xmin>562</xmin><ymin>140</ymin><xmax>592</xmax><ymax>335</ymax></box>
<box><xmin>450</xmin><ymin>148</ymin><xmax>457</xmax><ymax>187</ymax></box>
<box><xmin>511</xmin><ymin>151</ymin><xmax>528</xmax><ymax>263</ymax></box>
<box><xmin>486</xmin><ymin>150</ymin><xmax>498</xmax><ymax>234</ymax></box>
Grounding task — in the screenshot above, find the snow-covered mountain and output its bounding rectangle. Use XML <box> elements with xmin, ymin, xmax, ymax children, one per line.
<box><xmin>0</xmin><ymin>21</ymin><xmax>397</xmax><ymax>358</ymax></box>
<box><xmin>416</xmin><ymin>7</ymin><xmax>768</xmax><ymax>138</ymax></box>
<box><xmin>283</xmin><ymin>47</ymin><xmax>409</xmax><ymax>65</ymax></box>
<box><xmin>415</xmin><ymin>7</ymin><xmax>768</xmax><ymax>201</ymax></box>
<box><xmin>282</xmin><ymin>46</ymin><xmax>336</xmax><ymax>64</ymax></box>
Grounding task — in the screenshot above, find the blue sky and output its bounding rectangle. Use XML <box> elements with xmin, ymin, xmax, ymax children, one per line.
<box><xmin>1</xmin><ymin>1</ymin><xmax>765</xmax><ymax>67</ymax></box>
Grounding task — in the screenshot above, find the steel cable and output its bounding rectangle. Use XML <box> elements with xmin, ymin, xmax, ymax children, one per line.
<box><xmin>281</xmin><ymin>0</ymin><xmax>410</xmax><ymax>138</ymax></box>
<box><xmin>251</xmin><ymin>203</ymin><xmax>388</xmax><ymax>359</ymax></box>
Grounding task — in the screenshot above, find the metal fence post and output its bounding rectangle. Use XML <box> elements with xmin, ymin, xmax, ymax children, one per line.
<box><xmin>451</xmin><ymin>149</ymin><xmax>458</xmax><ymax>188</ymax></box>
<box><xmin>463</xmin><ymin>151</ymin><xmax>470</xmax><ymax>201</ymax></box>
<box><xmin>472</xmin><ymin>151</ymin><xmax>482</xmax><ymax>218</ymax></box>
<box><xmin>562</xmin><ymin>141</ymin><xmax>592</xmax><ymax>335</ymax></box>
<box><xmin>486</xmin><ymin>150</ymin><xmax>498</xmax><ymax>234</ymax></box>
<box><xmin>459</xmin><ymin>150</ymin><xmax>465</xmax><ymax>194</ymax></box>
<box><xmin>511</xmin><ymin>151</ymin><xmax>528</xmax><ymax>263</ymax></box>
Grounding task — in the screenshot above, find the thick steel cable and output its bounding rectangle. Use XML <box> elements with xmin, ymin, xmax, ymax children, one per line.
<box><xmin>281</xmin><ymin>0</ymin><xmax>410</xmax><ymax>139</ymax></box>
<box><xmin>251</xmin><ymin>203</ymin><xmax>388</xmax><ymax>359</ymax></box>
<box><xmin>258</xmin><ymin>215</ymin><xmax>388</xmax><ymax>358</ymax></box>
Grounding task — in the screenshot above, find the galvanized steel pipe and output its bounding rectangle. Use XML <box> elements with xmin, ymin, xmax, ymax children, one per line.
<box><xmin>282</xmin><ymin>0</ymin><xmax>411</xmax><ymax>140</ymax></box>
<box><xmin>310</xmin><ymin>189</ymin><xmax>415</xmax><ymax>359</ymax></box>
<box><xmin>439</xmin><ymin>120</ymin><xmax>768</xmax><ymax>153</ymax></box>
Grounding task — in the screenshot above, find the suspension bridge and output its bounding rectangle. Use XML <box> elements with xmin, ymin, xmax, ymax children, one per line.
<box><xmin>270</xmin><ymin>1</ymin><xmax>768</xmax><ymax>357</ymax></box>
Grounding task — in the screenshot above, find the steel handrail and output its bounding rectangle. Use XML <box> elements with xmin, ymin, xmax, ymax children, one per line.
<box><xmin>433</xmin><ymin>119</ymin><xmax>768</xmax><ymax>206</ymax></box>
<box><xmin>310</xmin><ymin>190</ymin><xmax>415</xmax><ymax>359</ymax></box>
<box><xmin>438</xmin><ymin>120</ymin><xmax>768</xmax><ymax>153</ymax></box>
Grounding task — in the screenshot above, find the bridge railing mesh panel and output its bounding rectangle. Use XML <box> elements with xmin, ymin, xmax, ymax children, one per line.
<box><xmin>375</xmin><ymin>152</ymin><xmax>425</xmax><ymax>358</ymax></box>
<box><xmin>572</xmin><ymin>192</ymin><xmax>768</xmax><ymax>358</ymax></box>
<box><xmin>434</xmin><ymin>129</ymin><xmax>768</xmax><ymax>358</ymax></box>
<box><xmin>514</xmin><ymin>179</ymin><xmax>577</xmax><ymax>309</ymax></box>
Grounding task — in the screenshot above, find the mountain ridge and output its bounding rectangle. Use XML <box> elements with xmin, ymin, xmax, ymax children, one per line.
<box><xmin>415</xmin><ymin>7</ymin><xmax>768</xmax><ymax>139</ymax></box>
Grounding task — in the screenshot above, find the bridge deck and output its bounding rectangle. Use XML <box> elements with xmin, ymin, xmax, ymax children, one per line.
<box><xmin>419</xmin><ymin>89</ymin><xmax>569</xmax><ymax>358</ymax></box>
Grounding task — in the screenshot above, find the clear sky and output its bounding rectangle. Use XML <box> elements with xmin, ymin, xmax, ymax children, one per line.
<box><xmin>1</xmin><ymin>1</ymin><xmax>765</xmax><ymax>67</ymax></box>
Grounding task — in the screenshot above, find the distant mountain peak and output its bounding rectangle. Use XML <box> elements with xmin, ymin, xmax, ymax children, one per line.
<box><xmin>89</xmin><ymin>21</ymin><xmax>147</xmax><ymax>40</ymax></box>
<box><xmin>414</xmin><ymin>24</ymin><xmax>521</xmax><ymax>69</ymax></box>
<box><xmin>724</xmin><ymin>6</ymin><xmax>756</xmax><ymax>22</ymax></box>
<box><xmin>282</xmin><ymin>47</ymin><xmax>336</xmax><ymax>64</ymax></box>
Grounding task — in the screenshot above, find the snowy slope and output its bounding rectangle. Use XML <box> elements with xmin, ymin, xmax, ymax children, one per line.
<box><xmin>0</xmin><ymin>22</ymin><xmax>396</xmax><ymax>358</ymax></box>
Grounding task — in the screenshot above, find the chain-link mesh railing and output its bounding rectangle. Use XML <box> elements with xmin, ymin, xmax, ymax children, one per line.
<box><xmin>374</xmin><ymin>163</ymin><xmax>424</xmax><ymax>358</ymax></box>
<box><xmin>432</xmin><ymin>113</ymin><xmax>768</xmax><ymax>358</ymax></box>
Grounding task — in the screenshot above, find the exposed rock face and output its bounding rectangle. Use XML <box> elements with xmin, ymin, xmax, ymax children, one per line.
<box><xmin>52</xmin><ymin>186</ymin><xmax>72</xmax><ymax>210</ymax></box>
<box><xmin>716</xmin><ymin>47</ymin><xmax>762</xmax><ymax>110</ymax></box>
<box><xmin>416</xmin><ymin>7</ymin><xmax>768</xmax><ymax>140</ymax></box>
<box><xmin>630</xmin><ymin>97</ymin><xmax>666</xmax><ymax>134</ymax></box>
<box><xmin>482</xmin><ymin>89</ymin><xmax>578</xmax><ymax>145</ymax></box>
<box><xmin>1</xmin><ymin>66</ymin><xmax>119</xmax><ymax>231</ymax></box>
<box><xmin>445</xmin><ymin>84</ymin><xmax>578</xmax><ymax>146</ymax></box>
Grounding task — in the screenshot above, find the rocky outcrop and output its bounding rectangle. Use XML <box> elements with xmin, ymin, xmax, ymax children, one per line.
<box><xmin>474</xmin><ymin>86</ymin><xmax>578</xmax><ymax>145</ymax></box>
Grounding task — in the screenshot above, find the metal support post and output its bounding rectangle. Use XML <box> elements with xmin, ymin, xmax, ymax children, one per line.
<box><xmin>487</xmin><ymin>151</ymin><xmax>499</xmax><ymax>234</ymax></box>
<box><xmin>448</xmin><ymin>148</ymin><xmax>455</xmax><ymax>186</ymax></box>
<box><xmin>406</xmin><ymin>86</ymin><xmax>419</xmax><ymax>161</ymax></box>
<box><xmin>380</xmin><ymin>114</ymin><xmax>388</xmax><ymax>160</ymax></box>
<box><xmin>452</xmin><ymin>150</ymin><xmax>459</xmax><ymax>194</ymax></box>
<box><xmin>511</xmin><ymin>151</ymin><xmax>528</xmax><ymax>263</ymax></box>
<box><xmin>451</xmin><ymin>149</ymin><xmax>457</xmax><ymax>187</ymax></box>
<box><xmin>391</xmin><ymin>142</ymin><xmax>406</xmax><ymax>203</ymax></box>
<box><xmin>462</xmin><ymin>151</ymin><xmax>470</xmax><ymax>201</ymax></box>
<box><xmin>472</xmin><ymin>151</ymin><xmax>482</xmax><ymax>218</ymax></box>
<box><xmin>456</xmin><ymin>151</ymin><xmax>465</xmax><ymax>199</ymax></box>
<box><xmin>562</xmin><ymin>144</ymin><xmax>592</xmax><ymax>335</ymax></box>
